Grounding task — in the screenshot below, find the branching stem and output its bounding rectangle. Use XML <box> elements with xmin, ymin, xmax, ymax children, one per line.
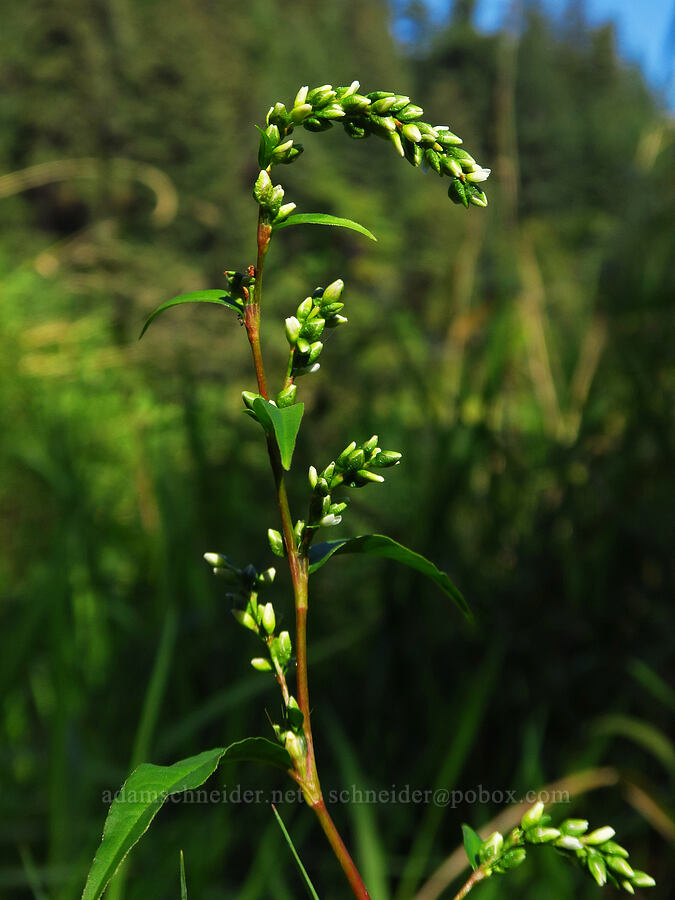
<box><xmin>244</xmin><ymin>207</ymin><xmax>371</xmax><ymax>900</ymax></box>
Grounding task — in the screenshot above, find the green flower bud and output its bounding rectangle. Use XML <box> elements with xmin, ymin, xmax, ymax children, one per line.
<box><xmin>366</xmin><ymin>90</ymin><xmax>395</xmax><ymax>100</ymax></box>
<box><xmin>448</xmin><ymin>178</ymin><xmax>468</xmax><ymax>208</ymax></box>
<box><xmin>587</xmin><ymin>851</ymin><xmax>607</xmax><ymax>886</ymax></box>
<box><xmin>397</xmin><ymin>104</ymin><xmax>424</xmax><ymax>122</ymax></box>
<box><xmin>296</xmin><ymin>297</ymin><xmax>314</xmax><ymax>319</ymax></box>
<box><xmin>622</xmin><ymin>881</ymin><xmax>635</xmax><ymax>895</ymax></box>
<box><xmin>441</xmin><ymin>155</ymin><xmax>463</xmax><ymax>177</ymax></box>
<box><xmin>585</xmin><ymin>826</ymin><xmax>615</xmax><ymax>845</ymax></box>
<box><xmin>274</xmin><ymin>202</ymin><xmax>296</xmax><ymax>222</ymax></box>
<box><xmin>286</xmin><ymin>696</ymin><xmax>304</xmax><ymax>733</ymax></box>
<box><xmin>276</xmin><ymin>384</ymin><xmax>297</xmax><ymax>408</ymax></box>
<box><xmin>469</xmin><ymin>190</ymin><xmax>488</xmax><ymax>208</ymax></box>
<box><xmin>253</xmin><ymin>169</ymin><xmax>273</xmax><ymax>203</ymax></box>
<box><xmin>322</xmin><ymin>279</ymin><xmax>344</xmax><ymax>303</ymax></box>
<box><xmin>296</xmin><ymin>337</ymin><xmax>311</xmax><ymax>355</ymax></box>
<box><xmin>435</xmin><ymin>129</ymin><xmax>463</xmax><ymax>146</ymax></box>
<box><xmin>402</xmin><ymin>122</ymin><xmax>422</xmax><ymax>143</ymax></box>
<box><xmin>496</xmin><ymin>848</ymin><xmax>527</xmax><ymax>871</ymax></box>
<box><xmin>371</xmin><ymin>114</ymin><xmax>396</xmax><ymax>133</ymax></box>
<box><xmin>267</xmin><ymin>102</ymin><xmax>288</xmax><ymax>128</ymax></box>
<box><xmin>330</xmin><ymin>501</ymin><xmax>348</xmax><ymax>514</ymax></box>
<box><xmin>307</xmin><ymin>342</ymin><xmax>323</xmax><ymax>364</ymax></box>
<box><xmin>560</xmin><ymin>819</ymin><xmax>589</xmax><ymax>836</ymax></box>
<box><xmin>371</xmin><ymin>95</ymin><xmax>397</xmax><ymax>114</ymax></box>
<box><xmin>250</xmin><ymin>657</ymin><xmax>272</xmax><ymax>672</ymax></box>
<box><xmin>555</xmin><ymin>835</ymin><xmax>584</xmax><ymax>851</ymax></box>
<box><xmin>425</xmin><ymin>148</ymin><xmax>442</xmax><ymax>174</ymax></box>
<box><xmin>203</xmin><ymin>551</ymin><xmax>234</xmax><ymax>569</ymax></box>
<box><xmin>301</xmin><ymin>318</ymin><xmax>325</xmax><ymax>341</ymax></box>
<box><xmin>307</xmin><ymin>86</ymin><xmax>335</xmax><ymax>107</ymax></box>
<box><xmin>338</xmin><ymin>80</ymin><xmax>360</xmax><ymax>97</ymax></box>
<box><xmin>285</xmin><ymin>316</ymin><xmax>301</xmax><ymax>345</ymax></box>
<box><xmin>278</xmin><ymin>630</ymin><xmax>292</xmax><ymax>665</ymax></box>
<box><xmin>447</xmin><ymin>146</ymin><xmax>477</xmax><ymax>167</ymax></box>
<box><xmin>317</xmin><ymin>104</ymin><xmax>345</xmax><ymax>119</ymax></box>
<box><xmin>630</xmin><ymin>871</ymin><xmax>656</xmax><ymax>887</ymax></box>
<box><xmin>602</xmin><ymin>841</ymin><xmax>629</xmax><ymax>858</ymax></box>
<box><xmin>284</xmin><ymin>730</ymin><xmax>306</xmax><ymax>764</ymax></box>
<box><xmin>356</xmin><ymin>469</ymin><xmax>385</xmax><ymax>483</ymax></box>
<box><xmin>521</xmin><ymin>801</ymin><xmax>545</xmax><ymax>830</ymax></box>
<box><xmin>325</xmin><ymin>314</ymin><xmax>348</xmax><ymax>327</ymax></box>
<box><xmin>390</xmin><ymin>131</ymin><xmax>405</xmax><ymax>157</ymax></box>
<box><xmin>338</xmin><ymin>442</ymin><xmax>356</xmax><ymax>465</ymax></box>
<box><xmin>341</xmin><ymin>93</ymin><xmax>371</xmax><ymax>112</ymax></box>
<box><xmin>371</xmin><ymin>450</ymin><xmax>402</xmax><ymax>467</ymax></box>
<box><xmin>390</xmin><ymin>95</ymin><xmax>411</xmax><ymax>112</ymax></box>
<box><xmin>319</xmin><ymin>301</ymin><xmax>344</xmax><ymax>316</ymax></box>
<box><xmin>232</xmin><ymin>609</ymin><xmax>258</xmax><ymax>632</ymax></box>
<box><xmin>261</xmin><ymin>602</ymin><xmax>276</xmax><ymax>635</ymax></box>
<box><xmin>265</xmin><ymin>123</ymin><xmax>280</xmax><ymax>146</ymax></box>
<box><xmin>525</xmin><ymin>826</ymin><xmax>560</xmax><ymax>844</ymax></box>
<box><xmin>293</xmin><ymin>519</ymin><xmax>305</xmax><ymax>545</ymax></box>
<box><xmin>345</xmin><ymin>448</ymin><xmax>365</xmax><ymax>470</ymax></box>
<box><xmin>268</xmin><ymin>528</ymin><xmax>285</xmax><ymax>557</ymax></box>
<box><xmin>362</xmin><ymin>434</ymin><xmax>378</xmax><ymax>452</ymax></box>
<box><xmin>478</xmin><ymin>832</ymin><xmax>504</xmax><ymax>864</ymax></box>
<box><xmin>606</xmin><ymin>857</ymin><xmax>634</xmax><ymax>879</ymax></box>
<box><xmin>294</xmin><ymin>85</ymin><xmax>309</xmax><ymax>107</ymax></box>
<box><xmin>268</xmin><ymin>184</ymin><xmax>285</xmax><ymax>214</ymax></box>
<box><xmin>308</xmin><ymin>466</ymin><xmax>318</xmax><ymax>489</ymax></box>
<box><xmin>322</xmin><ymin>461</ymin><xmax>336</xmax><ymax>481</ymax></box>
<box><xmin>257</xmin><ymin>567</ymin><xmax>276</xmax><ymax>585</ymax></box>
<box><xmin>403</xmin><ymin>138</ymin><xmax>423</xmax><ymax>167</ymax></box>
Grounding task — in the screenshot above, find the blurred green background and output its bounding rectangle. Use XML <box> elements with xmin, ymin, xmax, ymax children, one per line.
<box><xmin>1</xmin><ymin>1</ymin><xmax>673</xmax><ymax>898</ymax></box>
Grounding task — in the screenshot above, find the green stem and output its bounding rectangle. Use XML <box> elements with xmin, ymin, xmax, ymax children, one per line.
<box><xmin>245</xmin><ymin>206</ymin><xmax>370</xmax><ymax>900</ymax></box>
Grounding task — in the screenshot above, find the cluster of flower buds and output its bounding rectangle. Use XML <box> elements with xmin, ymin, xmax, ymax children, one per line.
<box><xmin>302</xmin><ymin>435</ymin><xmax>402</xmax><ymax>536</ymax></box>
<box><xmin>257</xmin><ymin>81</ymin><xmax>489</xmax><ymax>209</ymax></box>
<box><xmin>283</xmin><ymin>279</ymin><xmax>347</xmax><ymax>381</ymax></box>
<box><xmin>272</xmin><ymin>695</ymin><xmax>307</xmax><ymax>765</ymax></box>
<box><xmin>253</xmin><ymin>168</ymin><xmax>297</xmax><ymax>226</ymax></box>
<box><xmin>202</xmin><ymin>552</ymin><xmax>291</xmax><ymax>675</ymax></box>
<box><xmin>468</xmin><ymin>801</ymin><xmax>656</xmax><ymax>893</ymax></box>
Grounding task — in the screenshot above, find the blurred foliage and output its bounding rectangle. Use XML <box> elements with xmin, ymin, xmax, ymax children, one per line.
<box><xmin>0</xmin><ymin>1</ymin><xmax>673</xmax><ymax>899</ymax></box>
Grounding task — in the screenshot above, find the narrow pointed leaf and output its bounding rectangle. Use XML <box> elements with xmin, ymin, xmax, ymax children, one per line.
<box><xmin>83</xmin><ymin>740</ymin><xmax>291</xmax><ymax>900</ymax></box>
<box><xmin>308</xmin><ymin>534</ymin><xmax>470</xmax><ymax>618</ymax></box>
<box><xmin>179</xmin><ymin>851</ymin><xmax>187</xmax><ymax>900</ymax></box>
<box><xmin>273</xmin><ymin>213</ymin><xmax>377</xmax><ymax>242</ymax></box>
<box><xmin>82</xmin><ymin>748</ymin><xmax>226</xmax><ymax>900</ymax></box>
<box><xmin>462</xmin><ymin>824</ymin><xmax>483</xmax><ymax>871</ymax></box>
<box><xmin>271</xmin><ymin>805</ymin><xmax>321</xmax><ymax>900</ymax></box>
<box><xmin>139</xmin><ymin>291</ymin><xmax>241</xmax><ymax>339</ymax></box>
<box><xmin>221</xmin><ymin>736</ymin><xmax>292</xmax><ymax>770</ymax></box>
<box><xmin>251</xmin><ymin>398</ymin><xmax>304</xmax><ymax>470</ymax></box>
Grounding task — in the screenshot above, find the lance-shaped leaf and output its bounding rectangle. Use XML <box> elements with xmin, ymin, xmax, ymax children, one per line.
<box><xmin>82</xmin><ymin>739</ymin><xmax>291</xmax><ymax>900</ymax></box>
<box><xmin>273</xmin><ymin>213</ymin><xmax>377</xmax><ymax>242</ymax></box>
<box><xmin>462</xmin><ymin>824</ymin><xmax>484</xmax><ymax>871</ymax></box>
<box><xmin>308</xmin><ymin>534</ymin><xmax>470</xmax><ymax>619</ymax></box>
<box><xmin>139</xmin><ymin>291</ymin><xmax>241</xmax><ymax>339</ymax></box>
<box><xmin>251</xmin><ymin>398</ymin><xmax>304</xmax><ymax>470</ymax></box>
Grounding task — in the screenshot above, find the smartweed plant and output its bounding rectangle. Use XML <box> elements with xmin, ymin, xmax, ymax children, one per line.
<box><xmin>82</xmin><ymin>83</ymin><xmax>655</xmax><ymax>900</ymax></box>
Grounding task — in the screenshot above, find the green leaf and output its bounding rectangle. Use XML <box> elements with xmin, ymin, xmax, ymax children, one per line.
<box><xmin>271</xmin><ymin>805</ymin><xmax>321</xmax><ymax>900</ymax></box>
<box><xmin>272</xmin><ymin>213</ymin><xmax>377</xmax><ymax>242</ymax></box>
<box><xmin>255</xmin><ymin>125</ymin><xmax>275</xmax><ymax>168</ymax></box>
<box><xmin>139</xmin><ymin>291</ymin><xmax>241</xmax><ymax>339</ymax></box>
<box><xmin>308</xmin><ymin>534</ymin><xmax>470</xmax><ymax>619</ymax></box>
<box><xmin>251</xmin><ymin>399</ymin><xmax>304</xmax><ymax>471</ymax></box>
<box><xmin>462</xmin><ymin>824</ymin><xmax>483</xmax><ymax>871</ymax></box>
<box><xmin>82</xmin><ymin>748</ymin><xmax>226</xmax><ymax>900</ymax></box>
<box><xmin>221</xmin><ymin>736</ymin><xmax>292</xmax><ymax>770</ymax></box>
<box><xmin>82</xmin><ymin>740</ymin><xmax>291</xmax><ymax>900</ymax></box>
<box><xmin>179</xmin><ymin>851</ymin><xmax>187</xmax><ymax>900</ymax></box>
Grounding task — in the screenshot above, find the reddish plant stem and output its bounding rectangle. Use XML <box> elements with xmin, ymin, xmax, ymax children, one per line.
<box><xmin>451</xmin><ymin>867</ymin><xmax>487</xmax><ymax>900</ymax></box>
<box><xmin>244</xmin><ymin>206</ymin><xmax>370</xmax><ymax>900</ymax></box>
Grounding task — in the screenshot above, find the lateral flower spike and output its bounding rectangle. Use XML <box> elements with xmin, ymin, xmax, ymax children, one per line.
<box><xmin>255</xmin><ymin>83</ymin><xmax>490</xmax><ymax>210</ymax></box>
